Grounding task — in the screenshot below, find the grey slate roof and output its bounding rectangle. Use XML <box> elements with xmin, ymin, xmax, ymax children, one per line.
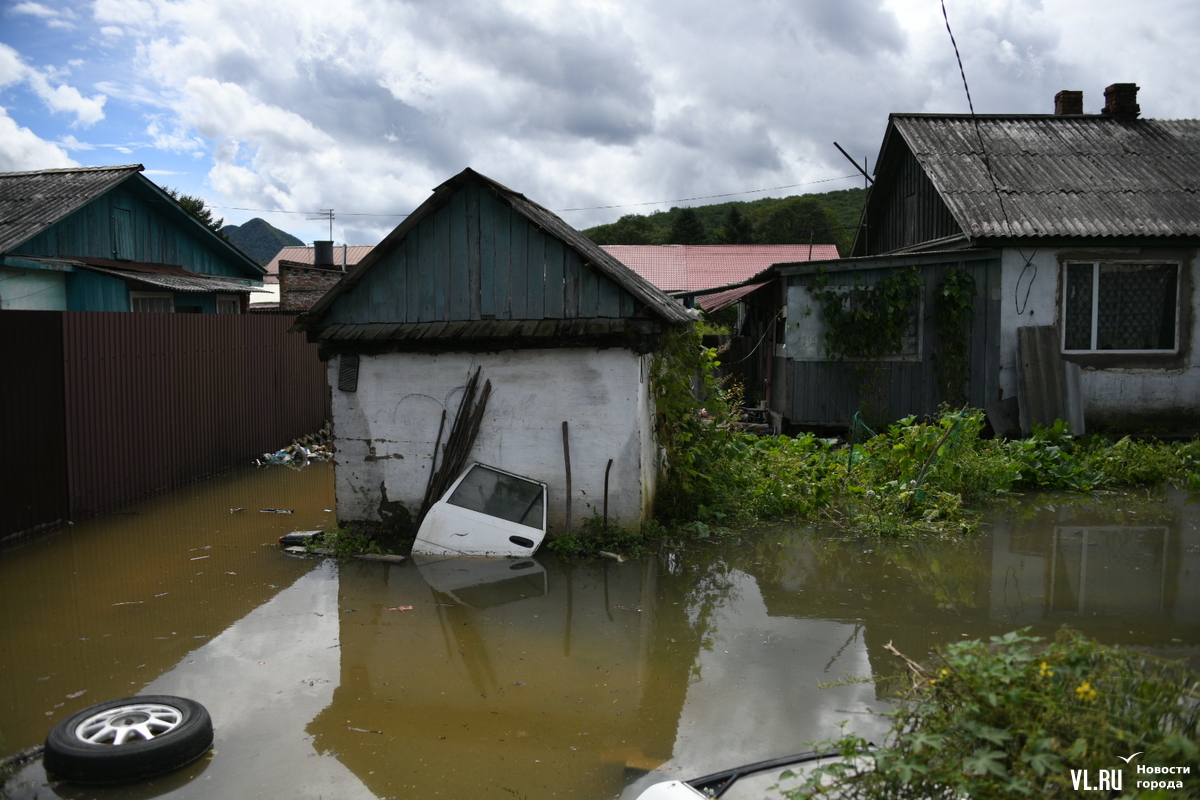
<box><xmin>889</xmin><ymin>115</ymin><xmax>1200</xmax><ymax>239</ymax></box>
<box><xmin>0</xmin><ymin>165</ymin><xmax>143</xmax><ymax>253</ymax></box>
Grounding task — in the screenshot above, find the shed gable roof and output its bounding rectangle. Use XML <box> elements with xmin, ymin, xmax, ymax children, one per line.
<box><xmin>879</xmin><ymin>114</ymin><xmax>1200</xmax><ymax>241</ymax></box>
<box><xmin>295</xmin><ymin>169</ymin><xmax>691</xmax><ymax>348</ymax></box>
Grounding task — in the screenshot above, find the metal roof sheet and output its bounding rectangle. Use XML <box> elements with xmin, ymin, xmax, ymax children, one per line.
<box><xmin>263</xmin><ymin>245</ymin><xmax>374</xmax><ymax>281</ymax></box>
<box><xmin>0</xmin><ymin>165</ymin><xmax>143</xmax><ymax>253</ymax></box>
<box><xmin>888</xmin><ymin>115</ymin><xmax>1200</xmax><ymax>239</ymax></box>
<box><xmin>78</xmin><ymin>264</ymin><xmax>268</xmax><ymax>293</ymax></box>
<box><xmin>696</xmin><ymin>281</ymin><xmax>770</xmax><ymax>313</ymax></box>
<box><xmin>600</xmin><ymin>244</ymin><xmax>839</xmax><ymax>293</ymax></box>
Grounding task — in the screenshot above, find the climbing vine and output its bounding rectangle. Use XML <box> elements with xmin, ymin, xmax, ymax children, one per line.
<box><xmin>809</xmin><ymin>266</ymin><xmax>923</xmax><ymax>426</ymax></box>
<box><xmin>810</xmin><ymin>266</ymin><xmax>923</xmax><ymax>361</ymax></box>
<box><xmin>933</xmin><ymin>266</ymin><xmax>977</xmax><ymax>406</ymax></box>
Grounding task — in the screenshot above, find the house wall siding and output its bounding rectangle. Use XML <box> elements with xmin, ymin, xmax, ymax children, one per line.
<box><xmin>329</xmin><ymin>347</ymin><xmax>656</xmax><ymax>531</ymax></box>
<box><xmin>999</xmin><ymin>245</ymin><xmax>1199</xmax><ymax>430</ymax></box>
<box><xmin>13</xmin><ymin>179</ymin><xmax>252</xmax><ymax>279</ymax></box>
<box><xmin>860</xmin><ymin>144</ymin><xmax>960</xmax><ymax>256</ymax></box>
<box><xmin>783</xmin><ymin>256</ymin><xmax>1001</xmax><ymax>426</ymax></box>
<box><xmin>331</xmin><ymin>183</ymin><xmax>639</xmax><ymax>325</ymax></box>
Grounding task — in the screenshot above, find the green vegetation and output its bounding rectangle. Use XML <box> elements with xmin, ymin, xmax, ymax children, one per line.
<box><xmin>582</xmin><ymin>188</ymin><xmax>865</xmax><ymax>255</ymax></box>
<box><xmin>649</xmin><ymin>327</ymin><xmax>1200</xmax><ymax>540</ymax></box>
<box><xmin>545</xmin><ymin>511</ymin><xmax>650</xmax><ymax>558</ymax></box>
<box><xmin>221</xmin><ymin>217</ymin><xmax>304</xmax><ymax>265</ymax></box>
<box><xmin>788</xmin><ymin>628</ymin><xmax>1200</xmax><ymax>799</ymax></box>
<box><xmin>163</xmin><ymin>186</ymin><xmax>225</xmax><ymax>234</ymax></box>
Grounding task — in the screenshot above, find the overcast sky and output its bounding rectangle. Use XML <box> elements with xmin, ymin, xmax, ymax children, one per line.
<box><xmin>2</xmin><ymin>0</ymin><xmax>1198</xmax><ymax>245</ymax></box>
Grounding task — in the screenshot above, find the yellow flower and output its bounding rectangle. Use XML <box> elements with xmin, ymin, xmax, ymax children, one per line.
<box><xmin>1039</xmin><ymin>661</ymin><xmax>1052</xmax><ymax>678</ymax></box>
<box><xmin>939</xmin><ymin>668</ymin><xmax>951</xmax><ymax>679</ymax></box>
<box><xmin>1075</xmin><ymin>681</ymin><xmax>1097</xmax><ymax>702</ymax></box>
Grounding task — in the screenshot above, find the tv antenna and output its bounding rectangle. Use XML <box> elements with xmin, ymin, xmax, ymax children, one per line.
<box><xmin>308</xmin><ymin>209</ymin><xmax>335</xmax><ymax>240</ymax></box>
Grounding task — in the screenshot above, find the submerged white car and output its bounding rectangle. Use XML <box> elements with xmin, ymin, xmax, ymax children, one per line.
<box><xmin>411</xmin><ymin>463</ymin><xmax>548</xmax><ymax>558</ymax></box>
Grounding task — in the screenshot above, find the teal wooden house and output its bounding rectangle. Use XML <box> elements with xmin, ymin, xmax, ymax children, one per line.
<box><xmin>0</xmin><ymin>165</ymin><xmax>265</xmax><ymax>312</ymax></box>
<box><xmin>293</xmin><ymin>167</ymin><xmax>692</xmax><ymax>533</ymax></box>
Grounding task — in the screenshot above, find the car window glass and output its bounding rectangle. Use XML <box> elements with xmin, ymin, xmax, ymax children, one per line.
<box><xmin>447</xmin><ymin>466</ymin><xmax>544</xmax><ymax>529</ymax></box>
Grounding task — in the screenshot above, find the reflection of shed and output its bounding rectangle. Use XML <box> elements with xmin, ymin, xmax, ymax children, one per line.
<box><xmin>292</xmin><ymin>168</ymin><xmax>692</xmax><ymax>531</ymax></box>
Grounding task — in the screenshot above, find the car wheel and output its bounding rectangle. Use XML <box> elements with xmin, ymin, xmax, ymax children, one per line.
<box><xmin>44</xmin><ymin>695</ymin><xmax>213</xmax><ymax>784</ymax></box>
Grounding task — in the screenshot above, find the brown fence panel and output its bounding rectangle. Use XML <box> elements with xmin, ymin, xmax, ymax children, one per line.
<box><xmin>0</xmin><ymin>311</ymin><xmax>69</xmax><ymax>538</ymax></box>
<box><xmin>56</xmin><ymin>312</ymin><xmax>330</xmax><ymax>522</ymax></box>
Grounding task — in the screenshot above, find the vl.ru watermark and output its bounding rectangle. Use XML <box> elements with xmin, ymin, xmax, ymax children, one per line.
<box><xmin>1070</xmin><ymin>753</ymin><xmax>1191</xmax><ymax>793</ymax></box>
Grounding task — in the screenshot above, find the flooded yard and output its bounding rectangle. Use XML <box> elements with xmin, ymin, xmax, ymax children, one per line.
<box><xmin>3</xmin><ymin>464</ymin><xmax>1198</xmax><ymax>799</ymax></box>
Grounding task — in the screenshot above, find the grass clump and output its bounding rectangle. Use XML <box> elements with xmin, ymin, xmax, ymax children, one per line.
<box><xmin>788</xmin><ymin>629</ymin><xmax>1200</xmax><ymax>799</ymax></box>
<box><xmin>546</xmin><ymin>511</ymin><xmax>649</xmax><ymax>559</ymax></box>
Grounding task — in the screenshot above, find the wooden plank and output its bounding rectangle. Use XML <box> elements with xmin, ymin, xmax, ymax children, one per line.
<box><xmin>418</xmin><ymin>217</ymin><xmax>436</xmax><ymax>322</ymax></box>
<box><xmin>597</xmin><ymin>275</ymin><xmax>620</xmax><ymax>318</ymax></box>
<box><xmin>543</xmin><ymin>237</ymin><xmax>564</xmax><ymax>319</ymax></box>
<box><xmin>563</xmin><ymin>250</ymin><xmax>582</xmax><ymax>318</ymax></box>
<box><xmin>526</xmin><ymin>228</ymin><xmax>545</xmax><ymax>319</ymax></box>
<box><xmin>510</xmin><ymin>215</ymin><xmax>528</xmax><ymax>318</ymax></box>
<box><xmin>449</xmin><ymin>190</ymin><xmax>469</xmax><ymax>320</ymax></box>
<box><xmin>479</xmin><ymin>191</ymin><xmax>496</xmax><ymax>317</ymax></box>
<box><xmin>405</xmin><ymin>238</ymin><xmax>419</xmax><ymax>323</ymax></box>
<box><xmin>580</xmin><ymin>260</ymin><xmax>599</xmax><ymax>318</ymax></box>
<box><xmin>619</xmin><ymin>290</ymin><xmax>635</xmax><ymax>318</ymax></box>
<box><xmin>434</xmin><ymin>205</ymin><xmax>451</xmax><ymax>320</ymax></box>
<box><xmin>467</xmin><ymin>183</ymin><xmax>481</xmax><ymax>320</ymax></box>
<box><xmin>494</xmin><ymin>200</ymin><xmax>512</xmax><ymax>320</ymax></box>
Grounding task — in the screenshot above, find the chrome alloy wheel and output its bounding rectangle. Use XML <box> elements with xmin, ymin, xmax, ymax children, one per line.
<box><xmin>73</xmin><ymin>703</ymin><xmax>184</xmax><ymax>746</ymax></box>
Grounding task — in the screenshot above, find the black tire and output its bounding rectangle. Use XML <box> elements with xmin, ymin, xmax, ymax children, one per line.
<box><xmin>44</xmin><ymin>695</ymin><xmax>213</xmax><ymax>784</ymax></box>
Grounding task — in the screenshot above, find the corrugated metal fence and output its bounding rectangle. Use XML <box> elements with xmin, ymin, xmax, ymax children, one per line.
<box><xmin>2</xmin><ymin>311</ymin><xmax>330</xmax><ymax>540</ymax></box>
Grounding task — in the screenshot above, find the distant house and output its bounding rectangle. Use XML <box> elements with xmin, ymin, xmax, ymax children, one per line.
<box><xmin>254</xmin><ymin>243</ymin><xmax>373</xmax><ymax>308</ymax></box>
<box><xmin>771</xmin><ymin>84</ymin><xmax>1200</xmax><ymax>434</ymax></box>
<box><xmin>601</xmin><ymin>243</ymin><xmax>839</xmax><ymax>310</ymax></box>
<box><xmin>292</xmin><ymin>168</ymin><xmax>692</xmax><ymax>532</ymax></box>
<box><xmin>0</xmin><ymin>165</ymin><xmax>265</xmax><ymax>312</ymax></box>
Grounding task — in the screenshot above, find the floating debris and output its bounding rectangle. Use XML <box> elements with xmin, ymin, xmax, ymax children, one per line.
<box><xmin>260</xmin><ymin>508</ymin><xmax>295</xmax><ymax>514</ymax></box>
<box><xmin>255</xmin><ymin>424</ymin><xmax>334</xmax><ymax>468</ymax></box>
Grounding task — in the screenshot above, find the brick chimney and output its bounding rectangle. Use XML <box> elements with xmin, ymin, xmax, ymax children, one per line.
<box><xmin>1102</xmin><ymin>83</ymin><xmax>1140</xmax><ymax>122</ymax></box>
<box><xmin>1054</xmin><ymin>90</ymin><xmax>1083</xmax><ymax>115</ymax></box>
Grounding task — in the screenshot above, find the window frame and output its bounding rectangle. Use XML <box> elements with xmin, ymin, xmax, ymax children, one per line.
<box><xmin>215</xmin><ymin>294</ymin><xmax>241</xmax><ymax>314</ymax></box>
<box><xmin>1060</xmin><ymin>261</ymin><xmax>1181</xmax><ymax>354</ymax></box>
<box><xmin>130</xmin><ymin>291</ymin><xmax>174</xmax><ymax>313</ymax></box>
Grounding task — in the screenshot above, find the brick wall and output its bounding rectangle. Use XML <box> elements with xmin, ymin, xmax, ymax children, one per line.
<box><xmin>279</xmin><ymin>260</ymin><xmax>345</xmax><ymax>311</ymax></box>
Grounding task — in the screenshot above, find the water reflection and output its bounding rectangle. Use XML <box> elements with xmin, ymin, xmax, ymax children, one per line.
<box><xmin>3</xmin><ymin>480</ymin><xmax>1197</xmax><ymax>800</ymax></box>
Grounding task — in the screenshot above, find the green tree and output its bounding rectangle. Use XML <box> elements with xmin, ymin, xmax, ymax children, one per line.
<box><xmin>164</xmin><ymin>187</ymin><xmax>225</xmax><ymax>235</ymax></box>
<box><xmin>713</xmin><ymin>205</ymin><xmax>753</xmax><ymax>244</ymax></box>
<box><xmin>666</xmin><ymin>207</ymin><xmax>706</xmax><ymax>244</ymax></box>
<box><xmin>751</xmin><ymin>196</ymin><xmax>842</xmax><ymax>250</ymax></box>
<box><xmin>585</xmin><ymin>213</ymin><xmax>663</xmax><ymax>245</ymax></box>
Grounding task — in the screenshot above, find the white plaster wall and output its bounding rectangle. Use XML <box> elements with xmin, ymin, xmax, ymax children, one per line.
<box><xmin>998</xmin><ymin>247</ymin><xmax>1200</xmax><ymax>424</ymax></box>
<box><xmin>0</xmin><ymin>267</ymin><xmax>66</xmax><ymax>309</ymax></box>
<box><xmin>329</xmin><ymin>347</ymin><xmax>657</xmax><ymax>532</ymax></box>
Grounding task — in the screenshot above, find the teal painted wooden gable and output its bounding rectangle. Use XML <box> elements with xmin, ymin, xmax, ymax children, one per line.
<box><xmin>328</xmin><ymin>181</ymin><xmax>638</xmax><ymax>325</ymax></box>
<box><xmin>14</xmin><ymin>175</ymin><xmax>261</xmax><ymax>281</ymax></box>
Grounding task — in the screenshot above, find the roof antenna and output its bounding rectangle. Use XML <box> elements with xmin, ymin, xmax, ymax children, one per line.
<box><xmin>833</xmin><ymin>143</ymin><xmax>873</xmax><ymax>185</ymax></box>
<box><xmin>307</xmin><ymin>209</ymin><xmax>335</xmax><ymax>240</ymax></box>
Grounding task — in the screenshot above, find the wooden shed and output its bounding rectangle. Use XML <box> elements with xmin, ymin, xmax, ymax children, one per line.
<box><xmin>293</xmin><ymin>168</ymin><xmax>692</xmax><ymax>533</ymax></box>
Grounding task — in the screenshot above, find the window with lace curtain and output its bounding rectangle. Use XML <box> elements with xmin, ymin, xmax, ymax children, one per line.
<box><xmin>1062</xmin><ymin>262</ymin><xmax>1179</xmax><ymax>352</ymax></box>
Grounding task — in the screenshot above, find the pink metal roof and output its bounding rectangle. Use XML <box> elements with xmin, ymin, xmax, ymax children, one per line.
<box><xmin>263</xmin><ymin>245</ymin><xmax>374</xmax><ymax>282</ymax></box>
<box><xmin>600</xmin><ymin>244</ymin><xmax>839</xmax><ymax>293</ymax></box>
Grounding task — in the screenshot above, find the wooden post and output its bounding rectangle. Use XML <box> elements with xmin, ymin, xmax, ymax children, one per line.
<box><xmin>562</xmin><ymin>421</ymin><xmax>572</xmax><ymax>534</ymax></box>
<box><xmin>602</xmin><ymin>458</ymin><xmax>613</xmax><ymax>533</ymax></box>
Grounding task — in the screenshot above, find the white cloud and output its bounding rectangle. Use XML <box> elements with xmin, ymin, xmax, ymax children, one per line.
<box><xmin>0</xmin><ymin>0</ymin><xmax>1189</xmax><ymax>241</ymax></box>
<box><xmin>0</xmin><ymin>108</ymin><xmax>77</xmax><ymax>171</ymax></box>
<box><xmin>26</xmin><ymin>70</ymin><xmax>106</xmax><ymax>125</ymax></box>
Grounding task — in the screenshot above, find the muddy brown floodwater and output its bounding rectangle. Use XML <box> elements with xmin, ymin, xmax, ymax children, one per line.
<box><xmin>3</xmin><ymin>464</ymin><xmax>1198</xmax><ymax>800</ymax></box>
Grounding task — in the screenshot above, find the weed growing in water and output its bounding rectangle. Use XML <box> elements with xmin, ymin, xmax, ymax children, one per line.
<box><xmin>788</xmin><ymin>628</ymin><xmax>1200</xmax><ymax>799</ymax></box>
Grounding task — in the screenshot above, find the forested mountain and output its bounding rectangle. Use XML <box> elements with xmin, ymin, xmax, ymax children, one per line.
<box><xmin>221</xmin><ymin>218</ymin><xmax>304</xmax><ymax>266</ymax></box>
<box><xmin>583</xmin><ymin>187</ymin><xmax>865</xmax><ymax>256</ymax></box>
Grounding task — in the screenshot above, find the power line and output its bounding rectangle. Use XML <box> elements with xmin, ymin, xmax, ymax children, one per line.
<box><xmin>208</xmin><ymin>172</ymin><xmax>864</xmax><ymax>220</ymax></box>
